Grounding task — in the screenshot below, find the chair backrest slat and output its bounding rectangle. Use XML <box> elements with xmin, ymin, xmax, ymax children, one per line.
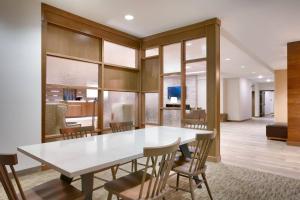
<box><xmin>189</xmin><ymin>131</ymin><xmax>216</xmax><ymax>174</ymax></box>
<box><xmin>139</xmin><ymin>138</ymin><xmax>180</xmax><ymax>199</ymax></box>
<box><xmin>109</xmin><ymin>121</ymin><xmax>134</xmax><ymax>133</ymax></box>
<box><xmin>60</xmin><ymin>126</ymin><xmax>96</xmax><ymax>140</ymax></box>
<box><xmin>182</xmin><ymin>119</ymin><xmax>207</xmax><ymax>130</ymax></box>
<box><xmin>0</xmin><ymin>154</ymin><xmax>25</xmax><ymax>200</ymax></box>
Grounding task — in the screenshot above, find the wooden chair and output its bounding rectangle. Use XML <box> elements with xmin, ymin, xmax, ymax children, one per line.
<box><xmin>60</xmin><ymin>126</ymin><xmax>117</xmax><ymax>190</ymax></box>
<box><xmin>60</xmin><ymin>126</ymin><xmax>99</xmax><ymax>140</ymax></box>
<box><xmin>109</xmin><ymin>122</ymin><xmax>139</xmax><ymax>173</ymax></box>
<box><xmin>0</xmin><ymin>154</ymin><xmax>84</xmax><ymax>200</ymax></box>
<box><xmin>109</xmin><ymin>121</ymin><xmax>134</xmax><ymax>133</ymax></box>
<box><xmin>172</xmin><ymin>132</ymin><xmax>215</xmax><ymax>200</ymax></box>
<box><xmin>181</xmin><ymin>119</ymin><xmax>207</xmax><ymax>153</ymax></box>
<box><xmin>60</xmin><ymin>126</ymin><xmax>84</xmax><ymax>140</ymax></box>
<box><xmin>104</xmin><ymin>138</ymin><xmax>180</xmax><ymax>200</ymax></box>
<box><xmin>110</xmin><ymin>122</ymin><xmax>158</xmax><ymax>177</ymax></box>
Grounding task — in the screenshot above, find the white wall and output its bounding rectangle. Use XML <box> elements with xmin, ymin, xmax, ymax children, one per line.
<box><xmin>258</xmin><ymin>82</ymin><xmax>274</xmax><ymax>91</ymax></box>
<box><xmin>223</xmin><ymin>78</ymin><xmax>252</xmax><ymax>121</ymax></box>
<box><xmin>220</xmin><ymin>78</ymin><xmax>224</xmax><ymax>113</ymax></box>
<box><xmin>224</xmin><ymin>78</ymin><xmax>241</xmax><ymax>120</ymax></box>
<box><xmin>239</xmin><ymin>78</ymin><xmax>252</xmax><ymax>120</ymax></box>
<box><xmin>0</xmin><ymin>0</ymin><xmax>41</xmax><ymax>170</ymax></box>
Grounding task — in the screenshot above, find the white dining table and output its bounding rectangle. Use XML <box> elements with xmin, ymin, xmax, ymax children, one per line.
<box><xmin>18</xmin><ymin>126</ymin><xmax>212</xmax><ymax>200</ymax></box>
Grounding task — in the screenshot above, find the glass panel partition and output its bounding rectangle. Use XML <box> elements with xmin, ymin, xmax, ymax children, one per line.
<box><xmin>45</xmin><ymin>56</ymin><xmax>99</xmax><ymax>137</ymax></box>
<box><xmin>145</xmin><ymin>93</ymin><xmax>159</xmax><ymax>124</ymax></box>
<box><xmin>104</xmin><ymin>41</ymin><xmax>136</xmax><ymax>68</ymax></box>
<box><xmin>163</xmin><ymin>43</ymin><xmax>181</xmax><ymax>73</ymax></box>
<box><xmin>185</xmin><ymin>38</ymin><xmax>206</xmax><ymax>60</ymax></box>
<box><xmin>145</xmin><ymin>48</ymin><xmax>159</xmax><ymax>57</ymax></box>
<box><xmin>103</xmin><ymin>91</ymin><xmax>138</xmax><ymax>128</ymax></box>
<box><xmin>184</xmin><ymin>37</ymin><xmax>207</xmax><ymax>127</ymax></box>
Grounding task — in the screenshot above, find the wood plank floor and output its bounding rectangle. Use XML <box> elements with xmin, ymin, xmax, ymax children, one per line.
<box><xmin>221</xmin><ymin>118</ymin><xmax>300</xmax><ymax>179</ymax></box>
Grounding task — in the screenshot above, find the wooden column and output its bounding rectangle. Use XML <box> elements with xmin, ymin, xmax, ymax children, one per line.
<box><xmin>206</xmin><ymin>23</ymin><xmax>221</xmax><ymax>161</ymax></box>
<box><xmin>287</xmin><ymin>41</ymin><xmax>300</xmax><ymax>146</ymax></box>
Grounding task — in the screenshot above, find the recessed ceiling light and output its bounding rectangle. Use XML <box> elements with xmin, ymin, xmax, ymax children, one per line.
<box><xmin>186</xmin><ymin>66</ymin><xmax>191</xmax><ymax>69</ymax></box>
<box><xmin>241</xmin><ymin>65</ymin><xmax>245</xmax><ymax>69</ymax></box>
<box><xmin>257</xmin><ymin>75</ymin><xmax>263</xmax><ymax>79</ymax></box>
<box><xmin>251</xmin><ymin>72</ymin><xmax>256</xmax><ymax>74</ymax></box>
<box><xmin>266</xmin><ymin>79</ymin><xmax>272</xmax><ymax>82</ymax></box>
<box><xmin>225</xmin><ymin>58</ymin><xmax>231</xmax><ymax>61</ymax></box>
<box><xmin>124</xmin><ymin>14</ymin><xmax>134</xmax><ymax>21</ymax></box>
<box><xmin>186</xmin><ymin>42</ymin><xmax>192</xmax><ymax>47</ymax></box>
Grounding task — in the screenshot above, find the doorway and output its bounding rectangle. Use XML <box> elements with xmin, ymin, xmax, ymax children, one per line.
<box><xmin>252</xmin><ymin>91</ymin><xmax>255</xmax><ymax>117</ymax></box>
<box><xmin>259</xmin><ymin>90</ymin><xmax>274</xmax><ymax>117</ymax></box>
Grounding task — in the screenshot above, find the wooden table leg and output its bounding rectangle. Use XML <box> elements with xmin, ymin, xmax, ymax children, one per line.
<box><xmin>81</xmin><ymin>173</ymin><xmax>94</xmax><ymax>200</ymax></box>
<box><xmin>60</xmin><ymin>174</ymin><xmax>73</xmax><ymax>184</ymax></box>
<box><xmin>179</xmin><ymin>144</ymin><xmax>202</xmax><ymax>188</ymax></box>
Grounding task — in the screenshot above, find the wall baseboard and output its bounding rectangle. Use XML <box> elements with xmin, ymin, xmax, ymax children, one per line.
<box><xmin>287</xmin><ymin>141</ymin><xmax>300</xmax><ymax>146</ymax></box>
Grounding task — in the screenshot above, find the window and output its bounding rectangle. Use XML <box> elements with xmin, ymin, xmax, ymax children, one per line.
<box><xmin>185</xmin><ymin>61</ymin><xmax>207</xmax><ymax>110</ymax></box>
<box><xmin>145</xmin><ymin>48</ymin><xmax>159</xmax><ymax>57</ymax></box>
<box><xmin>185</xmin><ymin>38</ymin><xmax>206</xmax><ymax>60</ymax></box>
<box><xmin>104</xmin><ymin>41</ymin><xmax>136</xmax><ymax>68</ymax></box>
<box><xmin>163</xmin><ymin>43</ymin><xmax>181</xmax><ymax>73</ymax></box>
<box><xmin>163</xmin><ymin>75</ymin><xmax>181</xmax><ymax>107</ymax></box>
<box><xmin>46</xmin><ymin>56</ymin><xmax>98</xmax><ymax>88</ymax></box>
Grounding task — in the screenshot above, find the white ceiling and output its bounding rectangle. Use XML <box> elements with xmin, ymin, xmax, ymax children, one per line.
<box><xmin>42</xmin><ymin>0</ymin><xmax>300</xmax><ymax>82</ymax></box>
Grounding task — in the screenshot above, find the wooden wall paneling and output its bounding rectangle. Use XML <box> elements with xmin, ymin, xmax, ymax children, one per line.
<box><xmin>47</xmin><ymin>24</ymin><xmax>100</xmax><ymax>61</ymax></box>
<box><xmin>181</xmin><ymin>42</ymin><xmax>186</xmax><ymax>122</ymax></box>
<box><xmin>42</xmin><ymin>3</ymin><xmax>142</xmax><ymax>141</ymax></box>
<box><xmin>138</xmin><ymin>44</ymin><xmax>143</xmax><ymax>128</ymax></box>
<box><xmin>103</xmin><ymin>66</ymin><xmax>139</xmax><ymax>91</ymax></box>
<box><xmin>98</xmin><ymin>38</ymin><xmax>104</xmax><ymax>131</ymax></box>
<box><xmin>141</xmin><ymin>57</ymin><xmax>160</xmax><ymax>92</ymax></box>
<box><xmin>274</xmin><ymin>70</ymin><xmax>287</xmax><ymax>123</ymax></box>
<box><xmin>142</xmin><ymin>18</ymin><xmax>219</xmax><ymax>49</ymax></box>
<box><xmin>206</xmin><ymin>24</ymin><xmax>221</xmax><ymax>161</ymax></box>
<box><xmin>288</xmin><ymin>41</ymin><xmax>300</xmax><ymax>146</ymax></box>
<box><xmin>41</xmin><ymin>18</ymin><xmax>47</xmax><ymax>143</ymax></box>
<box><xmin>159</xmin><ymin>46</ymin><xmax>164</xmax><ymax>125</ymax></box>
<box><xmin>42</xmin><ymin>4</ymin><xmax>140</xmax><ymax>49</ymax></box>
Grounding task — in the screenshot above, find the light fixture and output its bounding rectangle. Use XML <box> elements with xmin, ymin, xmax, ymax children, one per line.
<box><xmin>266</xmin><ymin>79</ymin><xmax>272</xmax><ymax>82</ymax></box>
<box><xmin>241</xmin><ymin>65</ymin><xmax>245</xmax><ymax>69</ymax></box>
<box><xmin>251</xmin><ymin>72</ymin><xmax>256</xmax><ymax>74</ymax></box>
<box><xmin>186</xmin><ymin>42</ymin><xmax>192</xmax><ymax>47</ymax></box>
<box><xmin>186</xmin><ymin>65</ymin><xmax>191</xmax><ymax>69</ymax></box>
<box><xmin>50</xmin><ymin>90</ymin><xmax>60</xmax><ymax>93</ymax></box>
<box><xmin>225</xmin><ymin>58</ymin><xmax>231</xmax><ymax>61</ymax></box>
<box><xmin>124</xmin><ymin>14</ymin><xmax>134</xmax><ymax>21</ymax></box>
<box><xmin>257</xmin><ymin>75</ymin><xmax>263</xmax><ymax>79</ymax></box>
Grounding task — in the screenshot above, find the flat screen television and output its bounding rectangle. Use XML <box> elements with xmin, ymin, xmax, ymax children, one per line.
<box><xmin>168</xmin><ymin>86</ymin><xmax>181</xmax><ymax>100</ymax></box>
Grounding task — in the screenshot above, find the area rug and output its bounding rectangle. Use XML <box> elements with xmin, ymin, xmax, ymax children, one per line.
<box><xmin>0</xmin><ymin>162</ymin><xmax>299</xmax><ymax>200</ymax></box>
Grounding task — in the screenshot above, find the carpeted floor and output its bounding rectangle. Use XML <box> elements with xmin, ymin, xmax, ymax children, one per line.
<box><xmin>1</xmin><ymin>162</ymin><xmax>299</xmax><ymax>200</ymax></box>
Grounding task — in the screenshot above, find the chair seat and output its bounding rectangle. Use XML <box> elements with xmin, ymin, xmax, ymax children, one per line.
<box><xmin>20</xmin><ymin>179</ymin><xmax>84</xmax><ymax>200</ymax></box>
<box><xmin>104</xmin><ymin>170</ymin><xmax>168</xmax><ymax>200</ymax></box>
<box><xmin>173</xmin><ymin>156</ymin><xmax>206</xmax><ymax>176</ymax></box>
